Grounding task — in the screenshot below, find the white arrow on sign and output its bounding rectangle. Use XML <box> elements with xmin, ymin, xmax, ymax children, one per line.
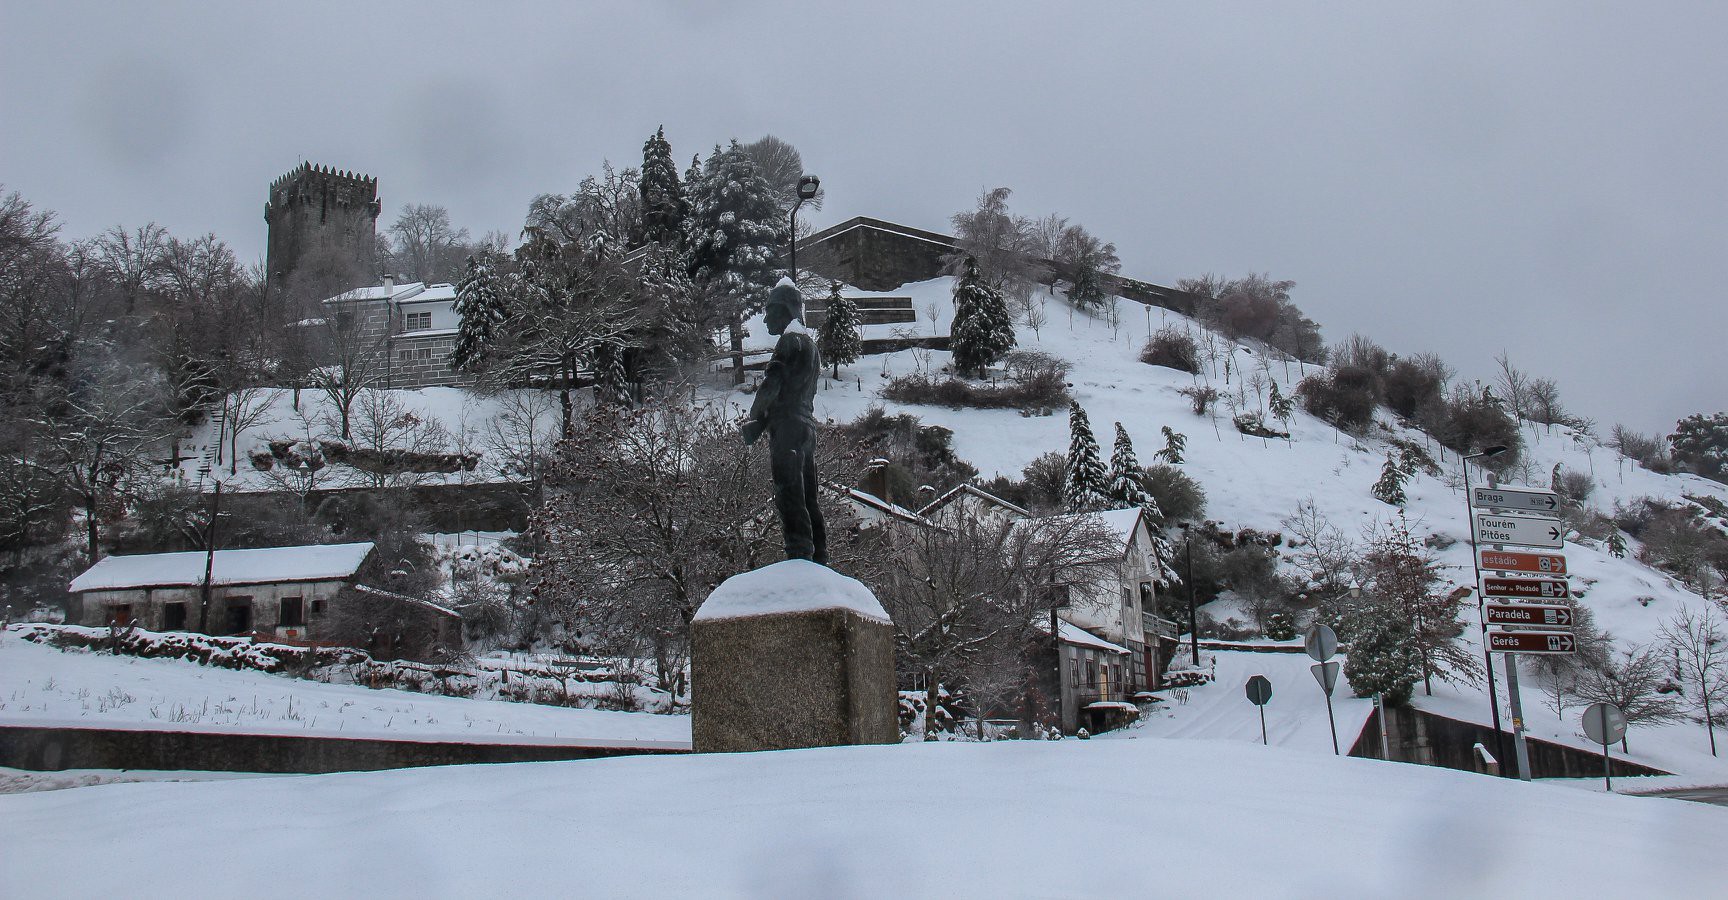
<box><xmin>1471</xmin><ymin>485</ymin><xmax>1561</xmax><ymax>515</ymax></box>
<box><xmin>1474</xmin><ymin>512</ymin><xmax>1564</xmax><ymax>549</ymax></box>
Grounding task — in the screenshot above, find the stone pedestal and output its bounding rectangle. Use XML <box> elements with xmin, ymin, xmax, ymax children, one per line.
<box><xmin>690</xmin><ymin>560</ymin><xmax>897</xmax><ymax>753</ymax></box>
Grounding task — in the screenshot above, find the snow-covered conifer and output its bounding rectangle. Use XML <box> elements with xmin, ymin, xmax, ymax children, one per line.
<box><xmin>1268</xmin><ymin>380</ymin><xmax>1294</xmax><ymax>424</ymax></box>
<box><xmin>949</xmin><ymin>257</ymin><xmax>1017</xmax><ymax>377</ymax></box>
<box><xmin>452</xmin><ymin>253</ymin><xmax>507</xmax><ymax>373</ymax></box>
<box><xmin>685</xmin><ymin>141</ymin><xmax>787</xmax><ymax>320</ymax></box>
<box><xmin>1344</xmin><ymin>612</ymin><xmax>1420</xmax><ymax>705</ymax></box>
<box><xmin>1064</xmin><ymin>402</ymin><xmax>1111</xmax><ymax>511</ymax></box>
<box><xmin>1372</xmin><ymin>456</ymin><xmax>1408</xmax><ymax>506</ymax></box>
<box><xmin>1155</xmin><ymin>425</ymin><xmax>1187</xmax><ymax>464</ymax></box>
<box><xmin>816</xmin><ymin>281</ymin><xmax>862</xmax><ymax>378</ymax></box>
<box><xmin>1109</xmin><ymin>423</ymin><xmax>1160</xmax><ymax>514</ymax></box>
<box><xmin>639</xmin><ymin>126</ymin><xmax>687</xmax><ymax>251</ymax></box>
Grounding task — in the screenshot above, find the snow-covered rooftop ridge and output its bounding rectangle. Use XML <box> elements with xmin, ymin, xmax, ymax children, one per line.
<box><xmin>917</xmin><ymin>482</ymin><xmax>1033</xmax><ymax>520</ymax></box>
<box><xmin>69</xmin><ymin>542</ymin><xmax>375</xmax><ymax>592</ymax></box>
<box><xmin>1036</xmin><ymin>617</ymin><xmax>1130</xmax><ymax>654</ymax></box>
<box><xmin>693</xmin><ymin>559</ymin><xmax>889</xmax><ymax>624</ymax></box>
<box><xmin>322</xmin><ymin>281</ymin><xmax>456</xmax><ymax>305</ymax></box>
<box><xmin>826</xmin><ymin>483</ymin><xmax>935</xmax><ymax>528</ymax></box>
<box><xmin>1025</xmin><ymin>506</ymin><xmax>1144</xmax><ymax>550</ymax></box>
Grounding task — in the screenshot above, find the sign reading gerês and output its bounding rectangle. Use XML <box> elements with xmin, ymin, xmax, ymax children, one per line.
<box><xmin>1474</xmin><ymin>512</ymin><xmax>1564</xmax><ymax>549</ymax></box>
<box><xmin>1471</xmin><ymin>486</ymin><xmax>1561</xmax><ymax>514</ymax></box>
<box><xmin>1487</xmin><ymin>630</ymin><xmax>1576</xmax><ymax>654</ymax></box>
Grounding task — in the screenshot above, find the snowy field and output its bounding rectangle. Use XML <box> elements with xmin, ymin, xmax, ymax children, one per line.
<box><xmin>3</xmin><ymin>736</ymin><xmax>1724</xmax><ymax>898</ymax></box>
<box><xmin>0</xmin><ymin>628</ymin><xmax>689</xmax><ymax>748</ymax></box>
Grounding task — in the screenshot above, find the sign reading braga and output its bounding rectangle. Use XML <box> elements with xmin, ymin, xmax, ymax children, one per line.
<box><xmin>1470</xmin><ymin>486</ymin><xmax>1561</xmax><ymax>514</ymax></box>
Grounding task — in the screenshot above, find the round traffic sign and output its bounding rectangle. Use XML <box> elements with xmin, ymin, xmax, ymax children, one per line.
<box><xmin>1582</xmin><ymin>702</ymin><xmax>1627</xmax><ymax>746</ymax></box>
<box><xmin>1245</xmin><ymin>674</ymin><xmax>1273</xmax><ymax>706</ymax></box>
<box><xmin>1304</xmin><ymin>624</ymin><xmax>1338</xmax><ymax>662</ymax></box>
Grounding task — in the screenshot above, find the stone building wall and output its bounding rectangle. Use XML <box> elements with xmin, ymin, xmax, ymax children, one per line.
<box><xmin>265</xmin><ymin>163</ymin><xmax>380</xmax><ymax>288</ymax></box>
<box><xmin>77</xmin><ymin>579</ymin><xmax>350</xmax><ymax>639</ymax></box>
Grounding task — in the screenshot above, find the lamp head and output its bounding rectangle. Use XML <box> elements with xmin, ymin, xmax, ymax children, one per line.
<box><xmin>797</xmin><ymin>175</ymin><xmax>820</xmax><ymax>201</ymax></box>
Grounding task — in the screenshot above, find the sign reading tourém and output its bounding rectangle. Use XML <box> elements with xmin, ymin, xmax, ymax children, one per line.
<box><xmin>1474</xmin><ymin>512</ymin><xmax>1564</xmax><ymax>549</ymax></box>
<box><xmin>1479</xmin><ymin>549</ymin><xmax>1567</xmax><ymax>575</ymax></box>
<box><xmin>1485</xmin><ymin>603</ymin><xmax>1574</xmax><ymax>627</ymax></box>
<box><xmin>1481</xmin><ymin>576</ymin><xmax>1571</xmax><ymax>600</ymax></box>
<box><xmin>1470</xmin><ymin>486</ymin><xmax>1561</xmax><ymax>514</ymax></box>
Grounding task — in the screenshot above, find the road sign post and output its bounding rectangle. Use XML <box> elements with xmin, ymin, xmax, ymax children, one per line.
<box><xmin>1311</xmin><ymin>660</ymin><xmax>1341</xmax><ymax>755</ymax></box>
<box><xmin>1304</xmin><ymin>624</ymin><xmax>1337</xmax><ymax>663</ymax></box>
<box><xmin>1245</xmin><ymin>675</ymin><xmax>1272</xmax><ymax>745</ymax></box>
<box><xmin>1473</xmin><ymin>512</ymin><xmax>1565</xmax><ymax>549</ymax></box>
<box><xmin>1582</xmin><ymin>702</ymin><xmax>1628</xmax><ymax>792</ymax></box>
<box><xmin>1478</xmin><ymin>549</ymin><xmax>1567</xmax><ymax>576</ymax></box>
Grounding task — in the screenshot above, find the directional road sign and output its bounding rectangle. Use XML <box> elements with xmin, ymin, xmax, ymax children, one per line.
<box><xmin>1485</xmin><ymin>603</ymin><xmax>1574</xmax><ymax>627</ymax></box>
<box><xmin>1474</xmin><ymin>512</ymin><xmax>1565</xmax><ymax>549</ymax></box>
<box><xmin>1481</xmin><ymin>576</ymin><xmax>1571</xmax><ymax>601</ymax></box>
<box><xmin>1304</xmin><ymin>624</ymin><xmax>1338</xmax><ymax>662</ymax></box>
<box><xmin>1582</xmin><ymin>702</ymin><xmax>1627</xmax><ymax>746</ymax></box>
<box><xmin>1479</xmin><ymin>549</ymin><xmax>1567</xmax><ymax>576</ymax></box>
<box><xmin>1245</xmin><ymin>675</ymin><xmax>1273</xmax><ymax>706</ymax></box>
<box><xmin>1310</xmin><ymin>660</ymin><xmax>1340</xmax><ymax>695</ymax></box>
<box><xmin>1471</xmin><ymin>486</ymin><xmax>1561</xmax><ymax>515</ymax></box>
<box><xmin>1487</xmin><ymin>630</ymin><xmax>1576</xmax><ymax>654</ymax></box>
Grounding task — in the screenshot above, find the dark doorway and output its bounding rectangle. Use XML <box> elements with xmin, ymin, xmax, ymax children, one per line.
<box><xmin>225</xmin><ymin>600</ymin><xmax>253</xmax><ymax>636</ymax></box>
<box><xmin>279</xmin><ymin>597</ymin><xmax>304</xmax><ymax>627</ymax></box>
<box><xmin>162</xmin><ymin>602</ymin><xmax>187</xmax><ymax>631</ymax></box>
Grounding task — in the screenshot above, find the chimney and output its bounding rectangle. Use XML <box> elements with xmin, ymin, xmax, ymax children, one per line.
<box><xmin>382</xmin><ymin>273</ymin><xmax>395</xmax><ymax>298</ymax></box>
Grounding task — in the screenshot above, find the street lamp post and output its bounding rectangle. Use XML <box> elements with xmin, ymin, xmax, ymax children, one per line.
<box><xmin>1463</xmin><ymin>445</ymin><xmax>1511</xmax><ymax>775</ymax></box>
<box><xmin>789</xmin><ymin>174</ymin><xmax>820</xmax><ymax>282</ymax></box>
<box><xmin>1178</xmin><ymin>522</ymin><xmax>1200</xmax><ymax>665</ymax></box>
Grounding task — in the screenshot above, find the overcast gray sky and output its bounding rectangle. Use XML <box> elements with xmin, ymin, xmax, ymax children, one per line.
<box><xmin>3</xmin><ymin>1</ymin><xmax>1722</xmax><ymax>435</ymax></box>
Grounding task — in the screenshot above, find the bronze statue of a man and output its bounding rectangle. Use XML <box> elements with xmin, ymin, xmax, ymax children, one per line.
<box><xmin>741</xmin><ymin>279</ymin><xmax>827</xmax><ymax>565</ymax></box>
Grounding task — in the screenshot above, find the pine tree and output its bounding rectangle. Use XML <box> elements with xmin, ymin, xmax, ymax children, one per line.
<box><xmin>1344</xmin><ymin>611</ymin><xmax>1421</xmax><ymax>705</ymax></box>
<box><xmin>1066</xmin><ymin>264</ymin><xmax>1106</xmax><ymax>310</ymax></box>
<box><xmin>949</xmin><ymin>257</ymin><xmax>1017</xmax><ymax>377</ymax></box>
<box><xmin>596</xmin><ymin>341</ymin><xmax>632</xmax><ymax>406</ymax></box>
<box><xmin>1109</xmin><ymin>423</ymin><xmax>1161</xmax><ymax>516</ymax></box>
<box><xmin>639</xmin><ymin>126</ymin><xmax>687</xmax><ymax>251</ymax></box>
<box><xmin>1608</xmin><ymin>528</ymin><xmax>1628</xmax><ymax>558</ymax></box>
<box><xmin>686</xmin><ymin>142</ymin><xmax>789</xmax><ymax>383</ymax></box>
<box><xmin>451</xmin><ymin>253</ymin><xmax>507</xmax><ymax>373</ymax></box>
<box><xmin>1064</xmin><ymin>402</ymin><xmax>1111</xmax><ymax>511</ymax></box>
<box><xmin>816</xmin><ymin>281</ymin><xmax>863</xmax><ymax>378</ymax></box>
<box><xmin>1268</xmin><ymin>380</ymin><xmax>1294</xmax><ymax>424</ymax></box>
<box><xmin>1154</xmin><ymin>426</ymin><xmax>1187</xmax><ymax>464</ymax></box>
<box><xmin>1372</xmin><ymin>456</ymin><xmax>1407</xmax><ymax>506</ymax></box>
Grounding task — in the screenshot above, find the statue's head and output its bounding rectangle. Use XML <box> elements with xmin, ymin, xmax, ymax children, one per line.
<box><xmin>764</xmin><ymin>278</ymin><xmax>803</xmax><ymax>335</ymax></box>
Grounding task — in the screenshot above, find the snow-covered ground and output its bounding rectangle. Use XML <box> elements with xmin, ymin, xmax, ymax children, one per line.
<box><xmin>1111</xmin><ymin>649</ymin><xmax>1378</xmax><ymax>755</ymax></box>
<box><xmin>3</xmin><ymin>736</ymin><xmax>1723</xmax><ymax>897</ymax></box>
<box><xmin>0</xmin><ymin>628</ymin><xmax>689</xmax><ymax>748</ymax></box>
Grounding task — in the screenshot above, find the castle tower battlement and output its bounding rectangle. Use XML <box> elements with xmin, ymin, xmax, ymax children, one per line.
<box><xmin>264</xmin><ymin>162</ymin><xmax>381</xmax><ymax>290</ymax></box>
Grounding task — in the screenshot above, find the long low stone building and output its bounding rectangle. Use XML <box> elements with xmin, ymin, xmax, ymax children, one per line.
<box><xmin>68</xmin><ymin>543</ymin><xmax>375</xmax><ymax>641</ymax></box>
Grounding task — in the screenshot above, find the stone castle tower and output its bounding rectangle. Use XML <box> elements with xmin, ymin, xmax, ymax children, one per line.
<box><xmin>263</xmin><ymin>162</ymin><xmax>381</xmax><ymax>289</ymax></box>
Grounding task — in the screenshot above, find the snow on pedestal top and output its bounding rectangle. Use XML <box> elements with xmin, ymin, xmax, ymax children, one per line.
<box><xmin>693</xmin><ymin>560</ymin><xmax>889</xmax><ymax>625</ymax></box>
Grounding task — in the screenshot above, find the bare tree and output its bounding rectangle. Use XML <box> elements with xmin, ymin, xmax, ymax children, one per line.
<box><xmin>947</xmin><ymin>187</ymin><xmax>1040</xmax><ymax>307</ymax></box>
<box><xmin>742</xmin><ymin>135</ymin><xmax>821</xmax><ymax>222</ymax></box>
<box><xmin>306</xmin><ymin>307</ymin><xmax>382</xmax><ymax>442</ymax></box>
<box><xmin>94</xmin><ymin>223</ymin><xmax>169</xmax><ymax>314</ymax></box>
<box><xmin>345</xmin><ymin>388</ymin><xmax>453</xmax><ymax>489</ymax></box>
<box><xmin>1495</xmin><ymin>352</ymin><xmax>1533</xmax><ymax>423</ymax></box>
<box><xmin>1575</xmin><ymin>644</ymin><xmax>1686</xmax><ymax>752</ymax></box>
<box><xmin>387</xmin><ymin>204</ymin><xmax>471</xmax><ymax>283</ymax></box>
<box><xmin>1659</xmin><ymin>605</ymin><xmax>1728</xmax><ymax>756</ymax></box>
<box><xmin>486</xmin><ymin>389</ymin><xmax>560</xmax><ymax>493</ymax></box>
<box><xmin>223</xmin><ymin>385</ymin><xmax>277</xmax><ymax>475</ymax></box>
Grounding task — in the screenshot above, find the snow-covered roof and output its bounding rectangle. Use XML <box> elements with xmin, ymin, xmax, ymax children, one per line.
<box><xmin>826</xmin><ymin>484</ymin><xmax>936</xmax><ymax>529</ymax></box>
<box><xmin>917</xmin><ymin>483</ymin><xmax>1033</xmax><ymax>520</ymax></box>
<box><xmin>70</xmin><ymin>543</ymin><xmax>375</xmax><ymax>592</ymax></box>
<box><xmin>1037</xmin><ymin>618</ymin><xmax>1131</xmax><ymax>655</ymax></box>
<box><xmin>325</xmin><ymin>281</ymin><xmax>427</xmax><ymax>304</ymax></box>
<box><xmin>1025</xmin><ymin>507</ymin><xmax>1145</xmax><ymax>557</ymax></box>
<box><xmin>693</xmin><ymin>559</ymin><xmax>890</xmax><ymax>624</ymax></box>
<box><xmin>397</xmin><ymin>327</ymin><xmax>459</xmax><ymax>339</ymax></box>
<box><xmin>396</xmin><ymin>283</ymin><xmax>456</xmax><ymax>303</ymax></box>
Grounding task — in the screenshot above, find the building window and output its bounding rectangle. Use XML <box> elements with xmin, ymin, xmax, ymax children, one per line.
<box><xmin>398</xmin><ymin>346</ymin><xmax>433</xmax><ymax>361</ymax></box>
<box><xmin>1086</xmin><ymin>660</ymin><xmax>1097</xmax><ymax>687</ymax></box>
<box><xmin>310</xmin><ymin>598</ymin><xmax>326</xmax><ymax>616</ymax></box>
<box><xmin>280</xmin><ymin>596</ymin><xmax>304</xmax><ymax>627</ymax></box>
<box><xmin>1070</xmin><ymin>659</ymin><xmax>1080</xmax><ymax>686</ymax></box>
<box><xmin>162</xmin><ymin>602</ymin><xmax>187</xmax><ymax>631</ymax></box>
<box><xmin>403</xmin><ymin>311</ymin><xmax>431</xmax><ymax>331</ymax></box>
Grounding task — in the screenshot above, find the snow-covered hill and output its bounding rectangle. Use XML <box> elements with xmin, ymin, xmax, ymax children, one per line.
<box><xmin>718</xmin><ymin>276</ymin><xmax>1728</xmax><ymax>776</ymax></box>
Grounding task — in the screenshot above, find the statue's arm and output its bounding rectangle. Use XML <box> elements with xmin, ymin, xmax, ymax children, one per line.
<box><xmin>743</xmin><ymin>335</ymin><xmax>792</xmax><ymax>443</ymax></box>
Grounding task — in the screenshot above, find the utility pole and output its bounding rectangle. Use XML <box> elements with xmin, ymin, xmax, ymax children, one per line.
<box><xmin>1178</xmin><ymin>522</ymin><xmax>1200</xmax><ymax>665</ymax></box>
<box><xmin>198</xmin><ymin>482</ymin><xmax>221</xmax><ymax>634</ymax></box>
<box><xmin>1462</xmin><ymin>446</ymin><xmax>1512</xmax><ymax>774</ymax></box>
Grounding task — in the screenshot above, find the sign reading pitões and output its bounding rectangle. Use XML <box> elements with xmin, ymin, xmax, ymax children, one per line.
<box><xmin>1487</xmin><ymin>630</ymin><xmax>1576</xmax><ymax>654</ymax></box>
<box><xmin>1481</xmin><ymin>576</ymin><xmax>1571</xmax><ymax>601</ymax></box>
<box><xmin>1479</xmin><ymin>548</ymin><xmax>1567</xmax><ymax>575</ymax></box>
<box><xmin>1485</xmin><ymin>603</ymin><xmax>1574</xmax><ymax>627</ymax></box>
<box><xmin>1474</xmin><ymin>512</ymin><xmax>1564</xmax><ymax>549</ymax></box>
<box><xmin>1471</xmin><ymin>486</ymin><xmax>1561</xmax><ymax>514</ymax></box>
